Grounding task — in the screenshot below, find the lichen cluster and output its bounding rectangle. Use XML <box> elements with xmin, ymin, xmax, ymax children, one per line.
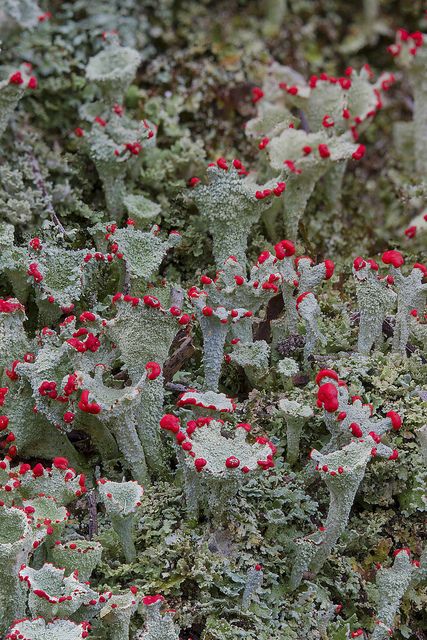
<box><xmin>0</xmin><ymin>1</ymin><xmax>426</xmax><ymax>639</ymax></box>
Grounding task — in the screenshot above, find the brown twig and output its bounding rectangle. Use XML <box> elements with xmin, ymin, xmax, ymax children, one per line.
<box><xmin>163</xmin><ymin>332</ymin><xmax>195</xmax><ymax>382</ymax></box>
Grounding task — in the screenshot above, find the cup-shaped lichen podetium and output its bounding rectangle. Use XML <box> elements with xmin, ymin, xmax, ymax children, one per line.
<box><xmin>51</xmin><ymin>539</ymin><xmax>103</xmax><ymax>582</ymax></box>
<box><xmin>6</xmin><ymin>618</ymin><xmax>91</xmax><ymax>640</ymax></box>
<box><xmin>97</xmin><ymin>479</ymin><xmax>143</xmax><ymax>563</ymax></box>
<box><xmin>278</xmin><ymin>398</ymin><xmax>313</xmax><ymax>466</ymax></box>
<box><xmin>86</xmin><ymin>39</ymin><xmax>141</xmax><ymax>106</ymax></box>
<box><xmin>19</xmin><ymin>562</ymin><xmax>98</xmax><ymax>621</ymax></box>
<box><xmin>0</xmin><ymin>505</ymin><xmax>45</xmax><ymax>631</ymax></box>
<box><xmin>140</xmin><ymin>594</ymin><xmax>180</xmax><ymax>640</ymax></box>
<box><xmin>229</xmin><ymin>340</ymin><xmax>271</xmax><ymax>387</ymax></box>
<box><xmin>371</xmin><ymin>549</ymin><xmax>418</xmax><ymax>640</ymax></box>
<box><xmin>290</xmin><ymin>436</ymin><xmax>397</xmax><ymax>589</ymax></box>
<box><xmin>99</xmin><ymin>589</ymin><xmax>140</xmax><ymax>640</ymax></box>
<box><xmin>160</xmin><ymin>415</ymin><xmax>275</xmax><ymax>520</ymax></box>
<box><xmin>190</xmin><ymin>158</ymin><xmax>285</xmax><ymax>268</ymax></box>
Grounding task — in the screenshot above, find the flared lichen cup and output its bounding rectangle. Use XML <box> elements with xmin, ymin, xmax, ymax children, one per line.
<box><xmin>86</xmin><ymin>42</ymin><xmax>141</xmax><ymax>105</ymax></box>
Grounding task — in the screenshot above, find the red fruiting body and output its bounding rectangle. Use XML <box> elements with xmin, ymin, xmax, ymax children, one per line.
<box><xmin>404</xmin><ymin>225</ymin><xmax>417</xmax><ymax>238</ymax></box>
<box><xmin>9</xmin><ymin>71</ymin><xmax>23</xmax><ymax>85</ymax></box>
<box><xmin>318</xmin><ymin>144</ymin><xmax>331</xmax><ymax>158</ymax></box>
<box><xmin>175</xmin><ymin>431</ymin><xmax>186</xmax><ymax>444</ymax></box>
<box><xmin>94</xmin><ymin>116</ymin><xmax>106</xmax><ymax>126</ymax></box>
<box><xmin>386</xmin><ymin>410</ymin><xmax>402</xmax><ymax>430</ymax></box>
<box><xmin>317</xmin><ymin>382</ymin><xmax>339</xmax><ymax>413</ymax></box>
<box><xmin>80</xmin><ymin>311</ymin><xmax>96</xmax><ymax>322</ymax></box>
<box><xmin>273</xmin><ymin>181</ymin><xmax>286</xmax><ymax>196</ymax></box>
<box><xmin>38</xmin><ymin>380</ymin><xmax>58</xmax><ymax>399</ymax></box>
<box><xmin>29</xmin><ymin>237</ymin><xmax>42</xmax><ymax>251</ymax></box>
<box><xmin>143</xmin><ymin>594</ymin><xmax>164</xmax><ymax>605</ymax></box>
<box><xmin>200</xmin><ymin>275</ymin><xmax>212</xmax><ymax>285</ymax></box>
<box><xmin>352</xmin><ymin>144</ymin><xmax>366</xmax><ymax>160</ymax></box>
<box><xmin>258</xmin><ymin>136</ymin><xmax>270</xmax><ymax>150</ymax></box>
<box><xmin>367</xmin><ymin>259</ymin><xmax>379</xmax><ymax>271</ymax></box>
<box><xmin>28</xmin><ymin>76</ymin><xmax>38</xmax><ymax>89</ymax></box>
<box><xmin>382</xmin><ymin>250</ymin><xmax>404</xmax><ymax>268</ymax></box>
<box><xmin>350</xmin><ymin>630</ymin><xmax>364</xmax><ymax>638</ymax></box>
<box><xmin>27</xmin><ymin>262</ymin><xmax>43</xmax><ymax>283</ymax></box>
<box><xmin>323</xmin><ymin>259</ymin><xmax>335</xmax><ymax>279</ymax></box>
<box><xmin>217</xmin><ymin>157</ymin><xmax>228</xmax><ymax>170</ymax></box>
<box><xmin>0</xmin><ymin>387</ymin><xmax>8</xmax><ymax>406</ymax></box>
<box><xmin>145</xmin><ymin>362</ymin><xmax>161</xmax><ymax>380</ymax></box>
<box><xmin>194</xmin><ymin>457</ymin><xmax>207</xmax><ymax>472</ymax></box>
<box><xmin>251</xmin><ymin>87</ymin><xmax>264</xmax><ymax>103</ymax></box>
<box><xmin>225</xmin><ymin>456</ymin><xmax>240</xmax><ymax>468</ymax></box>
<box><xmin>0</xmin><ymin>299</ymin><xmax>23</xmax><ymax>313</ymax></box>
<box><xmin>258</xmin><ymin>251</ymin><xmax>271</xmax><ymax>264</ymax></box>
<box><xmin>283</xmin><ymin>160</ymin><xmax>301</xmax><ymax>174</ymax></box>
<box><xmin>349</xmin><ymin>422</ymin><xmax>363</xmax><ymax>438</ymax></box>
<box><xmin>236</xmin><ymin>423</ymin><xmax>251</xmax><ymax>432</ymax></box>
<box><xmin>413</xmin><ymin>262</ymin><xmax>427</xmax><ymax>275</ymax></box>
<box><xmin>234</xmin><ymin>275</ymin><xmax>244</xmax><ymax>285</ymax></box>
<box><xmin>274</xmin><ymin>239</ymin><xmax>295</xmax><ymax>259</ymax></box>
<box><xmin>53</xmin><ymin>457</ymin><xmax>69</xmax><ymax>470</ymax></box>
<box><xmin>78</xmin><ymin>390</ymin><xmax>101</xmax><ymax>415</ymax></box>
<box><xmin>6</xmin><ymin>360</ymin><xmax>20</xmax><ymax>381</ymax></box>
<box><xmin>160</xmin><ymin>414</ymin><xmax>180</xmax><ymax>434</ymax></box>
<box><xmin>353</xmin><ymin>256</ymin><xmax>367</xmax><ymax>271</ymax></box>
<box><xmin>388</xmin><ymin>449</ymin><xmax>399</xmax><ymax>461</ymax></box>
<box><xmin>33</xmin><ymin>463</ymin><xmax>44</xmax><ymax>477</ymax></box>
<box><xmin>202</xmin><ymin>306</ymin><xmax>213</xmax><ymax>317</ymax></box>
<box><xmin>143</xmin><ymin>295</ymin><xmax>161</xmax><ymax>308</ymax></box>
<box><xmin>369</xmin><ymin>431</ymin><xmax>381</xmax><ymax>444</ymax></box>
<box><xmin>63</xmin><ymin>411</ymin><xmax>75</xmax><ymax>424</ymax></box>
<box><xmin>322</xmin><ymin>114</ymin><xmax>334</xmax><ymax>128</ymax></box>
<box><xmin>337</xmin><ymin>412</ymin><xmax>347</xmax><ymax>421</ymax></box>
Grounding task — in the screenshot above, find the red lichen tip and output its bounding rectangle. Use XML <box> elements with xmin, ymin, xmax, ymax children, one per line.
<box><xmin>318</xmin><ymin>144</ymin><xmax>331</xmax><ymax>159</ymax></box>
<box><xmin>53</xmin><ymin>457</ymin><xmax>69</xmax><ymax>470</ymax></box>
<box><xmin>145</xmin><ymin>361</ymin><xmax>161</xmax><ymax>380</ymax></box>
<box><xmin>160</xmin><ymin>414</ymin><xmax>181</xmax><ymax>434</ymax></box>
<box><xmin>382</xmin><ymin>250</ymin><xmax>404</xmax><ymax>268</ymax></box>
<box><xmin>317</xmin><ymin>382</ymin><xmax>339</xmax><ymax>413</ymax></box>
<box><xmin>274</xmin><ymin>239</ymin><xmax>295</xmax><ymax>260</ymax></box>
<box><xmin>386</xmin><ymin>411</ymin><xmax>402</xmax><ymax>431</ymax></box>
<box><xmin>194</xmin><ymin>457</ymin><xmax>207</xmax><ymax>472</ymax></box>
<box><xmin>251</xmin><ymin>86</ymin><xmax>264</xmax><ymax>103</ymax></box>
